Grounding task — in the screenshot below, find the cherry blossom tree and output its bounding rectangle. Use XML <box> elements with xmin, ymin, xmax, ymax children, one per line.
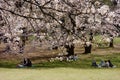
<box><xmin>0</xmin><ymin>0</ymin><xmax>119</xmax><ymax>55</ymax></box>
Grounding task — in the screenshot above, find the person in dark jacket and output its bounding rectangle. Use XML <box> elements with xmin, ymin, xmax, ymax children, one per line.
<box><xmin>17</xmin><ymin>58</ymin><xmax>32</xmax><ymax>68</ymax></box>
<box><xmin>108</xmin><ymin>60</ymin><xmax>113</xmax><ymax>67</ymax></box>
<box><xmin>24</xmin><ymin>58</ymin><xmax>32</xmax><ymax>67</ymax></box>
<box><xmin>92</xmin><ymin>59</ymin><xmax>98</xmax><ymax>67</ymax></box>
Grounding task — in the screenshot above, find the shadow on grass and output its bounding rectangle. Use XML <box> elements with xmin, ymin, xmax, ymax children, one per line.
<box><xmin>32</xmin><ymin>60</ymin><xmax>94</xmax><ymax>69</ymax></box>
<box><xmin>0</xmin><ymin>53</ymin><xmax>120</xmax><ymax>69</ymax></box>
<box><xmin>0</xmin><ymin>61</ymin><xmax>18</xmax><ymax>68</ymax></box>
<box><xmin>0</xmin><ymin>59</ymin><xmax>94</xmax><ymax>69</ymax></box>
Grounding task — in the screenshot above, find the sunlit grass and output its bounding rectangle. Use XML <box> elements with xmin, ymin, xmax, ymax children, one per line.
<box><xmin>0</xmin><ymin>68</ymin><xmax>120</xmax><ymax>80</ymax></box>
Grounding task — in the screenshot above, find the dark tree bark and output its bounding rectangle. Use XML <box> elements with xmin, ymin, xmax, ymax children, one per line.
<box><xmin>65</xmin><ymin>43</ymin><xmax>75</xmax><ymax>57</ymax></box>
<box><xmin>112</xmin><ymin>0</ymin><xmax>118</xmax><ymax>6</ymax></box>
<box><xmin>109</xmin><ymin>37</ymin><xmax>114</xmax><ymax>47</ymax></box>
<box><xmin>83</xmin><ymin>31</ymin><xmax>93</xmax><ymax>54</ymax></box>
<box><xmin>52</xmin><ymin>46</ymin><xmax>58</xmax><ymax>50</ymax></box>
<box><xmin>89</xmin><ymin>31</ymin><xmax>93</xmax><ymax>42</ymax></box>
<box><xmin>84</xmin><ymin>42</ymin><xmax>92</xmax><ymax>54</ymax></box>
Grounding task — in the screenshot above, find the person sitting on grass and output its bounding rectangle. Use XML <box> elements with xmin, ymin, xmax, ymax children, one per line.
<box><xmin>98</xmin><ymin>60</ymin><xmax>106</xmax><ymax>67</ymax></box>
<box><xmin>73</xmin><ymin>54</ymin><xmax>78</xmax><ymax>61</ymax></box>
<box><xmin>105</xmin><ymin>60</ymin><xmax>109</xmax><ymax>68</ymax></box>
<box><xmin>17</xmin><ymin>58</ymin><xmax>32</xmax><ymax>68</ymax></box>
<box><xmin>108</xmin><ymin>60</ymin><xmax>116</xmax><ymax>68</ymax></box>
<box><xmin>98</xmin><ymin>60</ymin><xmax>116</xmax><ymax>68</ymax></box>
<box><xmin>91</xmin><ymin>59</ymin><xmax>98</xmax><ymax>67</ymax></box>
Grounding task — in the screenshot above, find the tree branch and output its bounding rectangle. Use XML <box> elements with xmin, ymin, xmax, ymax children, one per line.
<box><xmin>0</xmin><ymin>7</ymin><xmax>43</xmax><ymax>20</ymax></box>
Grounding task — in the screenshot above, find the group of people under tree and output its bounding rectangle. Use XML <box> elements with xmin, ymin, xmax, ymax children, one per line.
<box><xmin>92</xmin><ymin>59</ymin><xmax>116</xmax><ymax>68</ymax></box>
<box><xmin>17</xmin><ymin>58</ymin><xmax>32</xmax><ymax>68</ymax></box>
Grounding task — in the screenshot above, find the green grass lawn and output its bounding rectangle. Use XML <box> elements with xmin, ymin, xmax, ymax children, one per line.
<box><xmin>0</xmin><ymin>58</ymin><xmax>120</xmax><ymax>80</ymax></box>
<box><xmin>0</xmin><ymin>68</ymin><xmax>120</xmax><ymax>80</ymax></box>
<box><xmin>1</xmin><ymin>53</ymin><xmax>120</xmax><ymax>69</ymax></box>
<box><xmin>0</xmin><ymin>36</ymin><xmax>120</xmax><ymax>80</ymax></box>
<box><xmin>0</xmin><ymin>53</ymin><xmax>120</xmax><ymax>80</ymax></box>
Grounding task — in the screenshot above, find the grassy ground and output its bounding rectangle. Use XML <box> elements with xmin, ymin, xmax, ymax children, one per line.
<box><xmin>0</xmin><ymin>68</ymin><xmax>120</xmax><ymax>80</ymax></box>
<box><xmin>0</xmin><ymin>53</ymin><xmax>120</xmax><ymax>69</ymax></box>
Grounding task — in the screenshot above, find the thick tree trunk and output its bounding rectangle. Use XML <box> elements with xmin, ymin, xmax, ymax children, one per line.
<box><xmin>65</xmin><ymin>44</ymin><xmax>74</xmax><ymax>57</ymax></box>
<box><xmin>84</xmin><ymin>42</ymin><xmax>92</xmax><ymax>54</ymax></box>
<box><xmin>109</xmin><ymin>38</ymin><xmax>114</xmax><ymax>47</ymax></box>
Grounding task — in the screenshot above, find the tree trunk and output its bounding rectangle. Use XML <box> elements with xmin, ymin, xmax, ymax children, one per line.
<box><xmin>19</xmin><ymin>27</ymin><xmax>28</xmax><ymax>53</ymax></box>
<box><xmin>84</xmin><ymin>42</ymin><xmax>92</xmax><ymax>54</ymax></box>
<box><xmin>109</xmin><ymin>38</ymin><xmax>114</xmax><ymax>47</ymax></box>
<box><xmin>65</xmin><ymin>44</ymin><xmax>74</xmax><ymax>57</ymax></box>
<box><xmin>19</xmin><ymin>40</ymin><xmax>25</xmax><ymax>54</ymax></box>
